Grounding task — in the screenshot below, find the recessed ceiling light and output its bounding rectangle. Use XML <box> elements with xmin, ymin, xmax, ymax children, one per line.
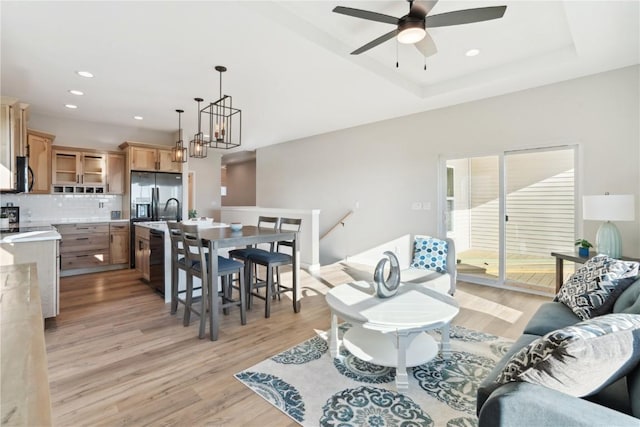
<box><xmin>68</xmin><ymin>89</ymin><xmax>84</xmax><ymax>96</ymax></box>
<box><xmin>65</xmin><ymin>104</ymin><xmax>78</xmax><ymax>109</ymax></box>
<box><xmin>133</xmin><ymin>116</ymin><xmax>143</xmax><ymax>120</ymax></box>
<box><xmin>76</xmin><ymin>70</ymin><xmax>94</xmax><ymax>78</ymax></box>
<box><xmin>465</xmin><ymin>49</ymin><xmax>480</xmax><ymax>57</ymax></box>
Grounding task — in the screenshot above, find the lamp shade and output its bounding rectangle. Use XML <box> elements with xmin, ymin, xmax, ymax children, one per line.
<box><xmin>583</xmin><ymin>195</ymin><xmax>635</xmax><ymax>221</ymax></box>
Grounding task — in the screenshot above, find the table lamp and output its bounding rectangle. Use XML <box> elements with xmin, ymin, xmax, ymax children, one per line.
<box><xmin>583</xmin><ymin>194</ymin><xmax>635</xmax><ymax>259</ymax></box>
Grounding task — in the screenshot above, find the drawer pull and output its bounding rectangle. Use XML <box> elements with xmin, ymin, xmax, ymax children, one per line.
<box><xmin>76</xmin><ymin>237</ymin><xmax>90</xmax><ymax>240</ymax></box>
<box><xmin>76</xmin><ymin>255</ymin><xmax>89</xmax><ymax>258</ymax></box>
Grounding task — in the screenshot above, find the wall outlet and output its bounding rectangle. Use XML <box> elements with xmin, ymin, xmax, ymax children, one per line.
<box><xmin>411</xmin><ymin>202</ymin><xmax>422</xmax><ymax>210</ymax></box>
<box><xmin>422</xmin><ymin>202</ymin><xmax>431</xmax><ymax>210</ymax></box>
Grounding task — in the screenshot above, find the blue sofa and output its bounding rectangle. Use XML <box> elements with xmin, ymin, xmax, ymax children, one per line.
<box><xmin>476</xmin><ymin>278</ymin><xmax>640</xmax><ymax>427</ymax></box>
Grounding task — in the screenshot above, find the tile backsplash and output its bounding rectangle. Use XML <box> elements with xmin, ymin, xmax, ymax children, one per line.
<box><xmin>0</xmin><ymin>194</ymin><xmax>123</xmax><ymax>223</ymax></box>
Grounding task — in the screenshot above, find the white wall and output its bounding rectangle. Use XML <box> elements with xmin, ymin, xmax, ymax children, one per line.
<box><xmin>222</xmin><ymin>159</ymin><xmax>256</xmax><ymax>206</ymax></box>
<box><xmin>30</xmin><ymin>113</ymin><xmax>173</xmax><ymax>150</ymax></box>
<box><xmin>257</xmin><ymin>66</ymin><xmax>640</xmax><ymax>261</ymax></box>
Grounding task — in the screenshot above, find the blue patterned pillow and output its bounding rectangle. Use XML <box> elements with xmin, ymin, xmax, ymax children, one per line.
<box><xmin>411</xmin><ymin>236</ymin><xmax>448</xmax><ymax>273</ymax></box>
<box><xmin>556</xmin><ymin>255</ymin><xmax>639</xmax><ymax>320</ymax></box>
<box><xmin>496</xmin><ymin>313</ymin><xmax>640</xmax><ymax>397</ymax></box>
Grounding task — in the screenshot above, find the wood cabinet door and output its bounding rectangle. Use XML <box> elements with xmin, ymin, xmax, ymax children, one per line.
<box><xmin>27</xmin><ymin>133</ymin><xmax>51</xmax><ymax>193</ymax></box>
<box><xmin>158</xmin><ymin>148</ymin><xmax>182</xmax><ymax>173</ymax></box>
<box><xmin>110</xmin><ymin>230</ymin><xmax>129</xmax><ymax>265</ymax></box>
<box><xmin>52</xmin><ymin>149</ymin><xmax>81</xmax><ymax>185</ymax></box>
<box><xmin>106</xmin><ymin>153</ymin><xmax>125</xmax><ymax>194</ymax></box>
<box><xmin>130</xmin><ymin>147</ymin><xmax>157</xmax><ymax>171</ymax></box>
<box><xmin>135</xmin><ymin>237</ymin><xmax>150</xmax><ymax>281</ymax></box>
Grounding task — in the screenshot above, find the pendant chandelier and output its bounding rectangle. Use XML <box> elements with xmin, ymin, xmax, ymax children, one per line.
<box><xmin>189</xmin><ymin>98</ymin><xmax>207</xmax><ymax>158</ymax></box>
<box><xmin>201</xmin><ymin>65</ymin><xmax>242</xmax><ymax>150</ymax></box>
<box><xmin>171</xmin><ymin>109</ymin><xmax>187</xmax><ymax>163</ymax></box>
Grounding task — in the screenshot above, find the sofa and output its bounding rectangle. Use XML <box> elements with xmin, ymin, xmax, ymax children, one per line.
<box><xmin>476</xmin><ymin>275</ymin><xmax>640</xmax><ymax>427</ymax></box>
<box><xmin>342</xmin><ymin>234</ymin><xmax>457</xmax><ymax>295</ymax></box>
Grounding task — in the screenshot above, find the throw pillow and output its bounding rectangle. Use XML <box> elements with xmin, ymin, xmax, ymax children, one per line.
<box><xmin>496</xmin><ymin>313</ymin><xmax>640</xmax><ymax>397</ymax></box>
<box><xmin>555</xmin><ymin>255</ymin><xmax>639</xmax><ymax>320</ymax></box>
<box><xmin>410</xmin><ymin>236</ymin><xmax>447</xmax><ymax>273</ymax></box>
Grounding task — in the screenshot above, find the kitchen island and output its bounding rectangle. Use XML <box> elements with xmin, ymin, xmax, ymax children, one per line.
<box><xmin>134</xmin><ymin>220</ymin><xmax>228</xmax><ymax>303</ymax></box>
<box><xmin>0</xmin><ymin>226</ymin><xmax>61</xmax><ymax>318</ymax></box>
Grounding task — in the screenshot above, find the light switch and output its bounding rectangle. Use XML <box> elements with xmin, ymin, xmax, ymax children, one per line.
<box><xmin>411</xmin><ymin>202</ymin><xmax>422</xmax><ymax>210</ymax></box>
<box><xmin>422</xmin><ymin>202</ymin><xmax>431</xmax><ymax>210</ymax></box>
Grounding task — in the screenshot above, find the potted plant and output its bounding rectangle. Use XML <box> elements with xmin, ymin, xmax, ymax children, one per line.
<box><xmin>188</xmin><ymin>209</ymin><xmax>198</xmax><ymax>220</ymax></box>
<box><xmin>574</xmin><ymin>239</ymin><xmax>593</xmax><ymax>258</ymax></box>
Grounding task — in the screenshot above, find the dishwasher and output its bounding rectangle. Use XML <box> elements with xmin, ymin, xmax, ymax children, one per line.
<box><xmin>149</xmin><ymin>229</ymin><xmax>165</xmax><ymax>295</ymax></box>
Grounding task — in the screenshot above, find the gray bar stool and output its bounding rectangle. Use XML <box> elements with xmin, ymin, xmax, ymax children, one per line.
<box><xmin>246</xmin><ymin>217</ymin><xmax>302</xmax><ymax>318</ymax></box>
<box><xmin>167</xmin><ymin>221</ymin><xmax>201</xmax><ymax>326</ymax></box>
<box><xmin>181</xmin><ymin>223</ymin><xmax>247</xmax><ymax>339</ymax></box>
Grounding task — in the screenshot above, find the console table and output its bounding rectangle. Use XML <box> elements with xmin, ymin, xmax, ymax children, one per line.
<box><xmin>325</xmin><ymin>281</ymin><xmax>459</xmax><ymax>392</ymax></box>
<box><xmin>551</xmin><ymin>252</ymin><xmax>640</xmax><ymax>293</ymax></box>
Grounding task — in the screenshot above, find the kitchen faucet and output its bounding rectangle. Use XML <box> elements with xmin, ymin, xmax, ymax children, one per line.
<box><xmin>164</xmin><ymin>198</ymin><xmax>181</xmax><ymax>221</ymax></box>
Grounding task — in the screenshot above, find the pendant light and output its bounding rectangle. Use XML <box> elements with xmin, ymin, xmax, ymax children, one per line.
<box><xmin>200</xmin><ymin>65</ymin><xmax>242</xmax><ymax>150</ymax></box>
<box><xmin>171</xmin><ymin>109</ymin><xmax>187</xmax><ymax>163</ymax></box>
<box><xmin>189</xmin><ymin>98</ymin><xmax>207</xmax><ymax>158</ymax></box>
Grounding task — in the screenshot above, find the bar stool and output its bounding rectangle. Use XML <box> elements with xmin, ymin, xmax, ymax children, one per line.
<box><xmin>246</xmin><ymin>217</ymin><xmax>302</xmax><ymax>318</ymax></box>
<box><xmin>167</xmin><ymin>221</ymin><xmax>202</xmax><ymax>326</ymax></box>
<box><xmin>229</xmin><ymin>216</ymin><xmax>279</xmax><ymax>301</ymax></box>
<box><xmin>181</xmin><ymin>223</ymin><xmax>247</xmax><ymax>339</ymax></box>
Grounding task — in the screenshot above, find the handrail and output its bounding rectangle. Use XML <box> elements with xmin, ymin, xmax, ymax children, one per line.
<box><xmin>321</xmin><ymin>210</ymin><xmax>354</xmax><ymax>240</ymax></box>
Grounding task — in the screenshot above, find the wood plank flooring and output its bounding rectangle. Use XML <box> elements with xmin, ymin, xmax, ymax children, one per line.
<box><xmin>44</xmin><ymin>265</ymin><xmax>551</xmax><ymax>426</ymax></box>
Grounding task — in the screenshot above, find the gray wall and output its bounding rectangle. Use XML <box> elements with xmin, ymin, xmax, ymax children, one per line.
<box><xmin>222</xmin><ymin>159</ymin><xmax>256</xmax><ymax>206</ymax></box>
<box><xmin>257</xmin><ymin>66</ymin><xmax>640</xmax><ymax>263</ymax></box>
<box><xmin>189</xmin><ymin>153</ymin><xmax>222</xmax><ymax>220</ymax></box>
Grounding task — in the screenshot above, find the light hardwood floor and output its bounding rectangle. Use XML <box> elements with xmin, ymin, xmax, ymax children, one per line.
<box><xmin>45</xmin><ymin>264</ymin><xmax>551</xmax><ymax>426</ymax></box>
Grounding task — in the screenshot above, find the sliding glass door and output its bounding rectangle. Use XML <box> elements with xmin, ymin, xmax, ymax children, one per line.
<box><xmin>443</xmin><ymin>146</ymin><xmax>576</xmax><ymax>293</ymax></box>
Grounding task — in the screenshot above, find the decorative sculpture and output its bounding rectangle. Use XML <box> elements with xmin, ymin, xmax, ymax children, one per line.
<box><xmin>373</xmin><ymin>251</ymin><xmax>401</xmax><ymax>298</ymax></box>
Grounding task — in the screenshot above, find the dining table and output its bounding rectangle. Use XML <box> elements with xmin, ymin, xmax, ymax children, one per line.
<box><xmin>198</xmin><ymin>225</ymin><xmax>300</xmax><ymax>341</ymax></box>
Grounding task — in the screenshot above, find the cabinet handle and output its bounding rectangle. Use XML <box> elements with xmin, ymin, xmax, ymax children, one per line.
<box><xmin>111</xmin><ymin>235</ymin><xmax>113</xmax><ymax>243</ymax></box>
<box><xmin>76</xmin><ymin>174</ymin><xmax>79</xmax><ymax>183</ymax></box>
<box><xmin>76</xmin><ymin>255</ymin><xmax>89</xmax><ymax>258</ymax></box>
<box><xmin>76</xmin><ymin>237</ymin><xmax>89</xmax><ymax>241</ymax></box>
<box><xmin>107</xmin><ymin>183</ymin><xmax>110</xmax><ymax>193</ymax></box>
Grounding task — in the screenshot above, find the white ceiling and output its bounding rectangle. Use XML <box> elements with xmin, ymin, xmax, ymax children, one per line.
<box><xmin>2</xmin><ymin>1</ymin><xmax>638</xmax><ymax>151</ymax></box>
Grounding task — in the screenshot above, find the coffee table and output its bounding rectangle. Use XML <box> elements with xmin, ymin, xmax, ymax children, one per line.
<box><xmin>325</xmin><ymin>281</ymin><xmax>460</xmax><ymax>392</ymax></box>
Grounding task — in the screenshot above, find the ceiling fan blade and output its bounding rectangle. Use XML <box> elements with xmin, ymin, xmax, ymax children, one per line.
<box><xmin>333</xmin><ymin>6</ymin><xmax>399</xmax><ymax>25</ymax></box>
<box><xmin>409</xmin><ymin>1</ymin><xmax>439</xmax><ymax>19</ymax></box>
<box><xmin>414</xmin><ymin>31</ymin><xmax>437</xmax><ymax>57</ymax></box>
<box><xmin>351</xmin><ymin>29</ymin><xmax>398</xmax><ymax>55</ymax></box>
<box><xmin>424</xmin><ymin>6</ymin><xmax>507</xmax><ymax>28</ymax></box>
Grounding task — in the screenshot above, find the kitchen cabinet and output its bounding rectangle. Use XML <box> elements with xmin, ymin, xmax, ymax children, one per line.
<box><xmin>52</xmin><ymin>147</ymin><xmax>107</xmax><ymax>193</ymax></box>
<box><xmin>135</xmin><ymin>225</ymin><xmax>150</xmax><ymax>281</ymax></box>
<box><xmin>106</xmin><ymin>153</ymin><xmax>125</xmax><ymax>194</ymax></box>
<box><xmin>119</xmin><ymin>141</ymin><xmax>182</xmax><ymax>173</ymax></box>
<box><xmin>26</xmin><ymin>129</ymin><xmax>54</xmax><ymax>194</ymax></box>
<box><xmin>57</xmin><ymin>222</ymin><xmax>110</xmax><ymax>272</ymax></box>
<box><xmin>1</xmin><ymin>97</ymin><xmax>29</xmax><ymax>191</ymax></box>
<box><xmin>109</xmin><ymin>222</ymin><xmax>129</xmax><ymax>265</ymax></box>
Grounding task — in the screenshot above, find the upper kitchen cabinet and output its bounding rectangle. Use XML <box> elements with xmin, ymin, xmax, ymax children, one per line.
<box><xmin>0</xmin><ymin>97</ymin><xmax>29</xmax><ymax>192</ymax></box>
<box><xmin>52</xmin><ymin>146</ymin><xmax>106</xmax><ymax>193</ymax></box>
<box><xmin>106</xmin><ymin>153</ymin><xmax>125</xmax><ymax>194</ymax></box>
<box><xmin>119</xmin><ymin>141</ymin><xmax>182</xmax><ymax>173</ymax></box>
<box><xmin>26</xmin><ymin>129</ymin><xmax>54</xmax><ymax>194</ymax></box>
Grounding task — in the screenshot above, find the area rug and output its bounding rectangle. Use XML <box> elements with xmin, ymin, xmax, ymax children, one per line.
<box><xmin>235</xmin><ymin>324</ymin><xmax>513</xmax><ymax>426</ymax></box>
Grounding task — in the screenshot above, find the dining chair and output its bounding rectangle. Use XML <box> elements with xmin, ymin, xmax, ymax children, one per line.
<box><xmin>181</xmin><ymin>223</ymin><xmax>247</xmax><ymax>339</ymax></box>
<box><xmin>246</xmin><ymin>217</ymin><xmax>302</xmax><ymax>318</ymax></box>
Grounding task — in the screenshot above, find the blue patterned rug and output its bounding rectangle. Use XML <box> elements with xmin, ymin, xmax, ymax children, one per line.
<box><xmin>235</xmin><ymin>324</ymin><xmax>512</xmax><ymax>426</ymax></box>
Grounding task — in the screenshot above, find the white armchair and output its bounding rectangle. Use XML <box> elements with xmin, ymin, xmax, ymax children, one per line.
<box><xmin>343</xmin><ymin>234</ymin><xmax>457</xmax><ymax>296</ymax></box>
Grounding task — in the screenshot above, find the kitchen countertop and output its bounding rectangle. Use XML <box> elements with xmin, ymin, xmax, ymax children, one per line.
<box><xmin>0</xmin><ymin>263</ymin><xmax>53</xmax><ymax>426</ymax></box>
<box><xmin>134</xmin><ymin>220</ymin><xmax>229</xmax><ymax>231</ymax></box>
<box><xmin>0</xmin><ymin>225</ymin><xmax>61</xmax><ymax>243</ymax></box>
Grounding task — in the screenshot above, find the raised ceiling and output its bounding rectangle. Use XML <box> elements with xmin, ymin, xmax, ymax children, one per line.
<box><xmin>1</xmin><ymin>1</ymin><xmax>638</xmax><ymax>151</ymax></box>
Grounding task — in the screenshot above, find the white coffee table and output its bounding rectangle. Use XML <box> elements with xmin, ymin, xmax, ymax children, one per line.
<box><xmin>325</xmin><ymin>281</ymin><xmax>460</xmax><ymax>392</ymax></box>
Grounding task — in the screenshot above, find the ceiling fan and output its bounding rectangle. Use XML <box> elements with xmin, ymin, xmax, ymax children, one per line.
<box><xmin>333</xmin><ymin>0</ymin><xmax>507</xmax><ymax>58</ymax></box>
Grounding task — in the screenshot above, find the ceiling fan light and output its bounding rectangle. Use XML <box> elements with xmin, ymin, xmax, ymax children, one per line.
<box><xmin>397</xmin><ymin>21</ymin><xmax>426</xmax><ymax>44</ymax></box>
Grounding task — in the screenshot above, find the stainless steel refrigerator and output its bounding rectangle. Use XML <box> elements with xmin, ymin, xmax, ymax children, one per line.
<box><xmin>130</xmin><ymin>171</ymin><xmax>183</xmax><ymax>267</ymax></box>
